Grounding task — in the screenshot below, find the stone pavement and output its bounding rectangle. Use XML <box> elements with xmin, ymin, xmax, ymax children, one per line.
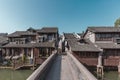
<box><xmin>45</xmin><ymin>54</ymin><xmax>76</xmax><ymax>80</ymax></box>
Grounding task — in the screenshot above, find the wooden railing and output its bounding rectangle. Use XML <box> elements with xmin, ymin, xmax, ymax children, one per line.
<box><xmin>13</xmin><ymin>58</ymin><xmax>33</xmax><ymax>70</ymax></box>
<box><xmin>14</xmin><ymin>60</ymin><xmax>24</xmax><ymax>70</ymax></box>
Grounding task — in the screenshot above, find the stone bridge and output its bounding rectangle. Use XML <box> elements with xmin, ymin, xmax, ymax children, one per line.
<box><xmin>27</xmin><ymin>51</ymin><xmax>97</xmax><ymax>80</ymax></box>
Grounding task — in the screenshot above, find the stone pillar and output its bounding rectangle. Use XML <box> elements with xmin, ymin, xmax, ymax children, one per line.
<box><xmin>98</xmin><ymin>52</ymin><xmax>102</xmax><ymax>66</ymax></box>
<box><xmin>97</xmin><ymin>52</ymin><xmax>104</xmax><ymax>77</ymax></box>
<box><xmin>30</xmin><ymin>48</ymin><xmax>33</xmax><ymax>64</ymax></box>
<box><xmin>31</xmin><ymin>48</ymin><xmax>33</xmax><ymax>59</ymax></box>
<box><xmin>65</xmin><ymin>41</ymin><xmax>68</xmax><ymax>52</ymax></box>
<box><xmin>58</xmin><ymin>40</ymin><xmax>62</xmax><ymax>53</ymax></box>
<box><xmin>118</xmin><ymin>57</ymin><xmax>120</xmax><ymax>73</ymax></box>
<box><xmin>118</xmin><ymin>65</ymin><xmax>120</xmax><ymax>74</ymax></box>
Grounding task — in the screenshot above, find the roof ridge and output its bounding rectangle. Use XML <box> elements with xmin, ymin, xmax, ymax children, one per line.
<box><xmin>88</xmin><ymin>26</ymin><xmax>114</xmax><ymax>28</ymax></box>
<box><xmin>42</xmin><ymin>27</ymin><xmax>58</xmax><ymax>28</ymax></box>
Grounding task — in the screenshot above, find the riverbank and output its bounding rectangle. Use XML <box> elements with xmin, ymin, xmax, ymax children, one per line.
<box><xmin>0</xmin><ymin>66</ymin><xmax>13</xmax><ymax>69</ymax></box>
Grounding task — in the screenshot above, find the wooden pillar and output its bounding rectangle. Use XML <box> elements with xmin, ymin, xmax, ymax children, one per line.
<box><xmin>32</xmin><ymin>48</ymin><xmax>35</xmax><ymax>70</ymax></box>
<box><xmin>79</xmin><ymin>52</ymin><xmax>80</xmax><ymax>57</ymax></box>
<box><xmin>46</xmin><ymin>48</ymin><xmax>47</xmax><ymax>55</ymax></box>
<box><xmin>50</xmin><ymin>48</ymin><xmax>51</xmax><ymax>55</ymax></box>
<box><xmin>11</xmin><ymin>48</ymin><xmax>14</xmax><ymax>69</ymax></box>
<box><xmin>12</xmin><ymin>48</ymin><xmax>14</xmax><ymax>56</ymax></box>
<box><xmin>47</xmin><ymin>48</ymin><xmax>50</xmax><ymax>56</ymax></box>
<box><xmin>39</xmin><ymin>48</ymin><xmax>41</xmax><ymax>57</ymax></box>
<box><xmin>22</xmin><ymin>48</ymin><xmax>24</xmax><ymax>56</ymax></box>
<box><xmin>21</xmin><ymin>48</ymin><xmax>25</xmax><ymax>63</ymax></box>
<box><xmin>6</xmin><ymin>48</ymin><xmax>9</xmax><ymax>56</ymax></box>
<box><xmin>26</xmin><ymin>48</ymin><xmax>28</xmax><ymax>56</ymax></box>
<box><xmin>33</xmin><ymin>48</ymin><xmax>39</xmax><ymax>64</ymax></box>
<box><xmin>97</xmin><ymin>52</ymin><xmax>104</xmax><ymax>77</ymax></box>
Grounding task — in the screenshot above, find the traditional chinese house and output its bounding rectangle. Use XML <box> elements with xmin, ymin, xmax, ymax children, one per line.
<box><xmin>63</xmin><ymin>27</ymin><xmax>120</xmax><ymax>75</ymax></box>
<box><xmin>2</xmin><ymin>27</ymin><xmax>58</xmax><ymax>69</ymax></box>
<box><xmin>0</xmin><ymin>34</ymin><xmax>8</xmax><ymax>63</ymax></box>
<box><xmin>84</xmin><ymin>27</ymin><xmax>120</xmax><ymax>71</ymax></box>
<box><xmin>63</xmin><ymin>33</ymin><xmax>101</xmax><ymax>67</ymax></box>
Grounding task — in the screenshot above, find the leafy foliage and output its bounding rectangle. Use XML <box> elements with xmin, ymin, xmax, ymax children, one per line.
<box><xmin>114</xmin><ymin>18</ymin><xmax>120</xmax><ymax>27</ymax></box>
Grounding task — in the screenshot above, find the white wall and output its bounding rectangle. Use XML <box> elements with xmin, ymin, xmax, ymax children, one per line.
<box><xmin>84</xmin><ymin>31</ymin><xmax>95</xmax><ymax>43</ymax></box>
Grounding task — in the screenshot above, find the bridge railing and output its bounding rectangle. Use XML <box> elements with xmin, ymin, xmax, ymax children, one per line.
<box><xmin>27</xmin><ymin>50</ymin><xmax>57</xmax><ymax>80</ymax></box>
<box><xmin>67</xmin><ymin>51</ymin><xmax>97</xmax><ymax>80</ymax></box>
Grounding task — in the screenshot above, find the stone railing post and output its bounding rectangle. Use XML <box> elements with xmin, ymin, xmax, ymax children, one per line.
<box><xmin>118</xmin><ymin>57</ymin><xmax>120</xmax><ymax>73</ymax></box>
<box><xmin>97</xmin><ymin>52</ymin><xmax>104</xmax><ymax>78</ymax></box>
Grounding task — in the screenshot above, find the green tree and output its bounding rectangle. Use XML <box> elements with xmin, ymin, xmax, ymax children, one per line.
<box><xmin>114</xmin><ymin>18</ymin><xmax>120</xmax><ymax>27</ymax></box>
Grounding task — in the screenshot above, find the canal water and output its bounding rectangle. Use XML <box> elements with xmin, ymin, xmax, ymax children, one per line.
<box><xmin>0</xmin><ymin>69</ymin><xmax>119</xmax><ymax>80</ymax></box>
<box><xmin>103</xmin><ymin>71</ymin><xmax>120</xmax><ymax>80</ymax></box>
<box><xmin>0</xmin><ymin>69</ymin><xmax>33</xmax><ymax>80</ymax></box>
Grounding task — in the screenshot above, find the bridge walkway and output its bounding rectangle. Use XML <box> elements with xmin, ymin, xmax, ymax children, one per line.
<box><xmin>45</xmin><ymin>54</ymin><xmax>78</xmax><ymax>80</ymax></box>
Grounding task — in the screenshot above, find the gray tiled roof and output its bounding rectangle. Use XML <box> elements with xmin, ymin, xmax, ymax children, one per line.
<box><xmin>77</xmin><ymin>33</ymin><xmax>84</xmax><ymax>38</ymax></box>
<box><xmin>34</xmin><ymin>41</ymin><xmax>55</xmax><ymax>48</ymax></box>
<box><xmin>87</xmin><ymin>26</ymin><xmax>120</xmax><ymax>33</ymax></box>
<box><xmin>3</xmin><ymin>41</ymin><xmax>55</xmax><ymax>48</ymax></box>
<box><xmin>36</xmin><ymin>27</ymin><xmax>58</xmax><ymax>33</ymax></box>
<box><xmin>95</xmin><ymin>42</ymin><xmax>120</xmax><ymax>49</ymax></box>
<box><xmin>64</xmin><ymin>33</ymin><xmax>100</xmax><ymax>52</ymax></box>
<box><xmin>67</xmin><ymin>39</ymin><xmax>101</xmax><ymax>52</ymax></box>
<box><xmin>77</xmin><ymin>33</ymin><xmax>82</xmax><ymax>36</ymax></box>
<box><xmin>8</xmin><ymin>31</ymin><xmax>37</xmax><ymax>37</ymax></box>
<box><xmin>64</xmin><ymin>33</ymin><xmax>77</xmax><ymax>39</ymax></box>
<box><xmin>3</xmin><ymin>43</ymin><xmax>34</xmax><ymax>48</ymax></box>
<box><xmin>0</xmin><ymin>33</ymin><xmax>8</xmax><ymax>36</ymax></box>
<box><xmin>0</xmin><ymin>36</ymin><xmax>8</xmax><ymax>46</ymax></box>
